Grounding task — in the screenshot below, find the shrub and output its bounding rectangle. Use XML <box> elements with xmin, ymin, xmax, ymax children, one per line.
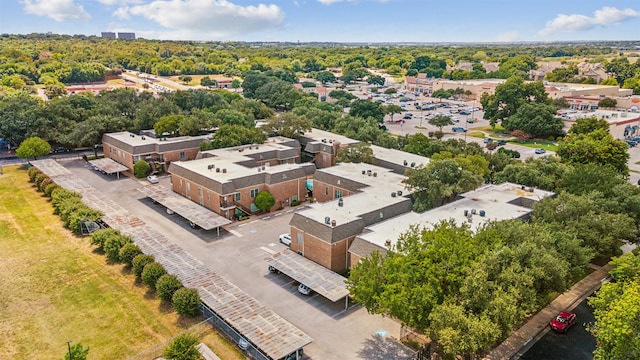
<box><xmin>90</xmin><ymin>228</ymin><xmax>121</xmax><ymax>252</ymax></box>
<box><xmin>68</xmin><ymin>206</ymin><xmax>103</xmax><ymax>235</ymax></box>
<box><xmin>38</xmin><ymin>177</ymin><xmax>53</xmax><ymax>192</ymax></box>
<box><xmin>104</xmin><ymin>234</ymin><xmax>133</xmax><ymax>262</ymax></box>
<box><xmin>119</xmin><ymin>243</ymin><xmax>142</xmax><ymax>267</ymax></box>
<box><xmin>28</xmin><ymin>167</ymin><xmax>41</xmax><ymax>182</ymax></box>
<box><xmin>254</xmin><ymin>191</ymin><xmax>275</xmax><ymax>212</ymax></box>
<box><xmin>44</xmin><ymin>183</ymin><xmax>60</xmax><ymax>197</ymax></box>
<box><xmin>51</xmin><ymin>188</ymin><xmax>82</xmax><ymax>215</ymax></box>
<box><xmin>63</xmin><ymin>343</ymin><xmax>90</xmax><ymax>360</ymax></box>
<box><xmin>172</xmin><ymin>287</ymin><xmax>200</xmax><ymax>317</ymax></box>
<box><xmin>163</xmin><ymin>333</ymin><xmax>200</xmax><ymax>360</ymax></box>
<box><xmin>35</xmin><ymin>173</ymin><xmax>48</xmax><ymax>189</ymax></box>
<box><xmin>141</xmin><ymin>262</ymin><xmax>167</xmax><ymax>290</ymax></box>
<box><xmin>133</xmin><ymin>160</ymin><xmax>151</xmax><ymax>178</ymax></box>
<box><xmin>157</xmin><ymin>274</ymin><xmax>183</xmax><ymax>302</ymax></box>
<box><xmin>132</xmin><ymin>254</ymin><xmax>155</xmax><ymax>279</ymax></box>
<box><xmin>291</xmin><ymin>199</ymin><xmax>301</xmax><ymax>206</ymax></box>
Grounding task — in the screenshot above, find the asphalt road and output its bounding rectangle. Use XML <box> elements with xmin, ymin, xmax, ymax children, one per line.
<box><xmin>519</xmin><ymin>297</ymin><xmax>596</xmax><ymax>360</ymax></box>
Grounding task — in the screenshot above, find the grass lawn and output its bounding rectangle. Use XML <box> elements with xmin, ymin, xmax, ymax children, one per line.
<box><xmin>0</xmin><ymin>166</ymin><xmax>245</xmax><ymax>360</ymax></box>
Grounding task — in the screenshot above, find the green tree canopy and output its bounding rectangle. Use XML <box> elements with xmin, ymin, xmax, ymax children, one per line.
<box><xmin>557</xmin><ymin>128</ymin><xmax>629</xmax><ymax>174</ymax></box>
<box><xmin>163</xmin><ymin>333</ymin><xmax>201</xmax><ymax>360</ymax></box>
<box><xmin>15</xmin><ymin>136</ymin><xmax>50</xmax><ymax>159</ymax></box>
<box><xmin>262</xmin><ymin>112</ymin><xmax>312</xmax><ymax>138</ymax></box>
<box><xmin>335</xmin><ymin>143</ymin><xmax>375</xmax><ymax>164</ymax></box>
<box><xmin>254</xmin><ymin>191</ymin><xmax>275</xmax><ymax>212</ymax></box>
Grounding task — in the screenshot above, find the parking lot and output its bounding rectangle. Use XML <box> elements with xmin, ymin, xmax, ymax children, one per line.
<box><xmin>64</xmin><ymin>160</ymin><xmax>412</xmax><ymax>360</ymax></box>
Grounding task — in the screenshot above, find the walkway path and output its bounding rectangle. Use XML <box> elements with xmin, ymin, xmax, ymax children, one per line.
<box><xmin>484</xmin><ymin>264</ymin><xmax>611</xmax><ymax>360</ymax></box>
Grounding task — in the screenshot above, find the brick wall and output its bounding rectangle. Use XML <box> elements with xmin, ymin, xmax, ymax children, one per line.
<box><xmin>312</xmin><ymin>181</ymin><xmax>354</xmax><ymax>203</ymax></box>
<box><xmin>290</xmin><ymin>228</ymin><xmax>352</xmax><ymax>272</ymax></box>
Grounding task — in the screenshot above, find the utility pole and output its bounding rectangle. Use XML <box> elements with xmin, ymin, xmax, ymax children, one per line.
<box><xmin>67</xmin><ymin>340</ymin><xmax>73</xmax><ymax>360</ymax></box>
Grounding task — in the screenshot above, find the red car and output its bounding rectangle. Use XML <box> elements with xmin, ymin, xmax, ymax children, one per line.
<box><xmin>550</xmin><ymin>311</ymin><xmax>577</xmax><ymax>333</ymax></box>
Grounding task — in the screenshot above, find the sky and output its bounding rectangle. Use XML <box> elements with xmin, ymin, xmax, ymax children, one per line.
<box><xmin>0</xmin><ymin>0</ymin><xmax>639</xmax><ymax>43</ymax></box>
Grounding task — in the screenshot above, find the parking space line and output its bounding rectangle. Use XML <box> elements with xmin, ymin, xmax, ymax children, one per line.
<box><xmin>228</xmin><ymin>229</ymin><xmax>243</xmax><ymax>237</ymax></box>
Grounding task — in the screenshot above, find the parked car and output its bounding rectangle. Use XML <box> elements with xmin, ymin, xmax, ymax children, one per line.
<box><xmin>298</xmin><ymin>283</ymin><xmax>312</xmax><ymax>295</ymax></box>
<box><xmin>459</xmin><ymin>110</ymin><xmax>471</xmax><ymax>115</ymax></box>
<box><xmin>279</xmin><ymin>233</ymin><xmax>292</xmax><ymax>246</ymax></box>
<box><xmin>496</xmin><ymin>140</ymin><xmax>507</xmax><ymax>146</ymax></box>
<box><xmin>268</xmin><ymin>265</ymin><xmax>280</xmax><ymax>274</ymax></box>
<box><xmin>146</xmin><ymin>175</ymin><xmax>159</xmax><ymax>184</ymax></box>
<box><xmin>534</xmin><ymin>148</ymin><xmax>546</xmax><ymax>154</ymax></box>
<box><xmin>452</xmin><ymin>127</ymin><xmax>467</xmax><ymax>133</ymax></box>
<box><xmin>51</xmin><ymin>146</ymin><xmax>71</xmax><ymax>153</ymax></box>
<box><xmin>550</xmin><ymin>311</ymin><xmax>577</xmax><ymax>333</ymax></box>
<box><xmin>466</xmin><ymin>119</ymin><xmax>474</xmax><ymax>123</ymax></box>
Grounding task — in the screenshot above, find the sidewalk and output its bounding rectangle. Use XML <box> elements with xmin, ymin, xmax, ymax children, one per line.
<box><xmin>483</xmin><ymin>263</ymin><xmax>611</xmax><ymax>360</ymax></box>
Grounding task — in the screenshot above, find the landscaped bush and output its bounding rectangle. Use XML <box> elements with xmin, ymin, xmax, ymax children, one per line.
<box><xmin>35</xmin><ymin>173</ymin><xmax>48</xmax><ymax>189</ymax></box>
<box><xmin>133</xmin><ymin>160</ymin><xmax>151</xmax><ymax>178</ymax></box>
<box><xmin>38</xmin><ymin>177</ymin><xmax>53</xmax><ymax>192</ymax></box>
<box><xmin>163</xmin><ymin>333</ymin><xmax>200</xmax><ymax>360</ymax></box>
<box><xmin>90</xmin><ymin>228</ymin><xmax>121</xmax><ymax>252</ymax></box>
<box><xmin>157</xmin><ymin>274</ymin><xmax>183</xmax><ymax>302</ymax></box>
<box><xmin>132</xmin><ymin>254</ymin><xmax>155</xmax><ymax>279</ymax></box>
<box><xmin>51</xmin><ymin>188</ymin><xmax>82</xmax><ymax>215</ymax></box>
<box><xmin>141</xmin><ymin>262</ymin><xmax>167</xmax><ymax>290</ymax></box>
<box><xmin>44</xmin><ymin>183</ymin><xmax>60</xmax><ymax>197</ymax></box>
<box><xmin>172</xmin><ymin>287</ymin><xmax>201</xmax><ymax>317</ymax></box>
<box><xmin>119</xmin><ymin>243</ymin><xmax>143</xmax><ymax>267</ymax></box>
<box><xmin>104</xmin><ymin>234</ymin><xmax>133</xmax><ymax>262</ymax></box>
<box><xmin>68</xmin><ymin>207</ymin><xmax>103</xmax><ymax>235</ymax></box>
<box><xmin>27</xmin><ymin>167</ymin><xmax>41</xmax><ymax>182</ymax></box>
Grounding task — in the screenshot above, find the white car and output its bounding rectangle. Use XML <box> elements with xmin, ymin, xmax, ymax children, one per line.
<box><xmin>279</xmin><ymin>233</ymin><xmax>292</xmax><ymax>246</ymax></box>
<box><xmin>146</xmin><ymin>175</ymin><xmax>159</xmax><ymax>184</ymax></box>
<box><xmin>298</xmin><ymin>283</ymin><xmax>312</xmax><ymax>295</ymax></box>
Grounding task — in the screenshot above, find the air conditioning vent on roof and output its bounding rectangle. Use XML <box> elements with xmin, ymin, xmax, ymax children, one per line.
<box><xmin>391</xmin><ymin>192</ymin><xmax>397</xmax><ymax>197</ymax></box>
<box><xmin>338</xmin><ymin>198</ymin><xmax>343</xmax><ymax>207</ymax></box>
<box><xmin>397</xmin><ymin>190</ymin><xmax>403</xmax><ymax>196</ymax></box>
<box><xmin>385</xmin><ymin>239</ymin><xmax>391</xmax><ymax>247</ymax></box>
<box><xmin>223</xmin><ymin>168</ymin><xmax>227</xmax><ymax>173</ymax></box>
<box><xmin>324</xmin><ymin>216</ymin><xmax>331</xmax><ymax>224</ymax></box>
<box><xmin>331</xmin><ymin>220</ymin><xmax>336</xmax><ymax>227</ymax></box>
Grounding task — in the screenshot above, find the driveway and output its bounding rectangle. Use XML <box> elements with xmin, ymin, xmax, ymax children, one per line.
<box><xmin>519</xmin><ymin>297</ymin><xmax>596</xmax><ymax>360</ymax></box>
<box><xmin>63</xmin><ymin>160</ymin><xmax>413</xmax><ymax>360</ymax></box>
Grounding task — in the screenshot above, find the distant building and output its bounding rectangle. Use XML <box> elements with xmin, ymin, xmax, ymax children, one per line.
<box><xmin>101</xmin><ymin>32</ymin><xmax>116</xmax><ymax>39</ymax></box>
<box><xmin>117</xmin><ymin>32</ymin><xmax>136</xmax><ymax>40</ymax></box>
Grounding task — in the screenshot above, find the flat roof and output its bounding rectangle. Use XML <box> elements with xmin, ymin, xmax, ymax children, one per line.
<box><xmin>267</xmin><ymin>249</ymin><xmax>349</xmax><ymax>302</ymax></box>
<box><xmin>138</xmin><ymin>185</ymin><xmax>231</xmax><ymax>230</ymax></box>
<box><xmin>357</xmin><ymin>183</ymin><xmax>555</xmax><ymax>250</ymax></box>
<box><xmin>105</xmin><ymin>131</ymin><xmax>210</xmax><ymax>147</ymax></box>
<box><xmin>560</xmin><ymin>109</ymin><xmax>640</xmax><ymax>124</ymax></box>
<box><xmin>31</xmin><ymin>159</ymin><xmax>312</xmax><ymax>359</ymax></box>
<box><xmin>302</xmin><ymin>128</ymin><xmax>360</xmax><ymax>146</ymax></box>
<box><xmin>89</xmin><ymin>158</ymin><xmax>129</xmax><ymax>174</ymax></box>
<box><xmin>370</xmin><ymin>144</ymin><xmax>429</xmax><ymax>168</ymax></box>
<box><xmin>302</xmin><ymin>163</ymin><xmax>410</xmax><ymax>225</ymax></box>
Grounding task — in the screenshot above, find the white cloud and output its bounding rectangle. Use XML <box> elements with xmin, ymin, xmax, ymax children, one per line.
<box><xmin>540</xmin><ymin>6</ymin><xmax>640</xmax><ymax>36</ymax></box>
<box><xmin>495</xmin><ymin>31</ymin><xmax>519</xmax><ymax>43</ymax></box>
<box><xmin>116</xmin><ymin>0</ymin><xmax>285</xmax><ymax>39</ymax></box>
<box><xmin>98</xmin><ymin>0</ymin><xmax>145</xmax><ymax>5</ymax></box>
<box><xmin>22</xmin><ymin>0</ymin><xmax>91</xmax><ymax>21</ymax></box>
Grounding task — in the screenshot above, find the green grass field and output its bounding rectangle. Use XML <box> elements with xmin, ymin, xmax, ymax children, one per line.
<box><xmin>0</xmin><ymin>166</ymin><xmax>244</xmax><ymax>360</ymax></box>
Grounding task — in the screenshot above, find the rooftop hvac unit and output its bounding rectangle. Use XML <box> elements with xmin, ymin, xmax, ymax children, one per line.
<box><xmin>141</xmin><ymin>136</ymin><xmax>146</xmax><ymax>140</ymax></box>
<box><xmin>403</xmin><ymin>160</ymin><xmax>408</xmax><ymax>166</ymax></box>
<box><xmin>216</xmin><ymin>168</ymin><xmax>220</xmax><ymax>173</ymax></box>
<box><xmin>331</xmin><ymin>220</ymin><xmax>336</xmax><ymax>227</ymax></box>
<box><xmin>479</xmin><ymin>210</ymin><xmax>486</xmax><ymax>217</ymax></box>
<box><xmin>391</xmin><ymin>192</ymin><xmax>397</xmax><ymax>197</ymax></box>
<box><xmin>262</xmin><ymin>166</ymin><xmax>266</xmax><ymax>170</ymax></box>
<box><xmin>464</xmin><ymin>209</ymin><xmax>469</xmax><ymax>216</ymax></box>
<box><xmin>373</xmin><ymin>172</ymin><xmax>377</xmax><ymax>177</ymax></box>
<box><xmin>222</xmin><ymin>168</ymin><xmax>227</xmax><ymax>173</ymax></box>
<box><xmin>384</xmin><ymin>239</ymin><xmax>391</xmax><ymax>247</ymax></box>
<box><xmin>362</xmin><ymin>170</ymin><xmax>366</xmax><ymax>175</ymax></box>
<box><xmin>410</xmin><ymin>162</ymin><xmax>416</xmax><ymax>167</ymax></box>
<box><xmin>130</xmin><ymin>134</ymin><xmax>135</xmax><ymax>137</ymax></box>
<box><xmin>324</xmin><ymin>216</ymin><xmax>331</xmax><ymax>224</ymax></box>
<box><xmin>397</xmin><ymin>190</ymin><xmax>403</xmax><ymax>196</ymax></box>
<box><xmin>258</xmin><ymin>167</ymin><xmax>261</xmax><ymax>172</ymax></box>
<box><xmin>471</xmin><ymin>209</ymin><xmax>477</xmax><ymax>215</ymax></box>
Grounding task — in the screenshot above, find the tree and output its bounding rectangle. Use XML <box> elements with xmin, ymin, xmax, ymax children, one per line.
<box><xmin>428</xmin><ymin>114</ymin><xmax>454</xmax><ymax>132</ymax></box>
<box><xmin>348</xmin><ymin>99</ymin><xmax>385</xmax><ymax>123</ymax></box>
<box><xmin>15</xmin><ymin>137</ymin><xmax>50</xmax><ymax>160</ymax></box>
<box><xmin>253</xmin><ymin>80</ymin><xmax>303</xmax><ymax>110</ymax></box>
<box><xmin>622</xmin><ymin>77</ymin><xmax>640</xmax><ymax>95</ymax></box>
<box><xmin>367</xmin><ymin>75</ymin><xmax>385</xmax><ymax>87</ymax></box>
<box><xmin>505</xmin><ymin>103</ymin><xmax>562</xmax><ymax>138</ymax></box>
<box><xmin>133</xmin><ymin>160</ymin><xmax>151</xmax><ymax>178</ymax></box>
<box><xmin>157</xmin><ymin>274</ymin><xmax>183</xmax><ymax>302</ymax></box>
<box><xmin>600</xmin><ymin>77</ymin><xmax>619</xmax><ymax>86</ymax></box>
<box><xmin>132</xmin><ymin>254</ymin><xmax>155</xmax><ymax>279</ymax></box>
<box><xmin>494</xmin><ymin>157</ymin><xmax>570</xmax><ymax>192</ymax></box>
<box><xmin>154</xmin><ymin>114</ymin><xmax>184</xmax><ymax>137</ymax></box>
<box><xmin>62</xmin><ymin>343</ymin><xmax>89</xmax><ymax>360</ymax></box>
<box><xmin>480</xmin><ymin>76</ymin><xmax>550</xmax><ymax>127</ymax></box>
<box><xmin>589</xmin><ymin>253</ymin><xmax>640</xmax><ymax>360</ymax></box>
<box><xmin>315</xmin><ymin>71</ymin><xmax>336</xmax><ymax>84</ymax></box>
<box><xmin>172</xmin><ymin>287</ymin><xmax>201</xmax><ymax>317</ymax></box>
<box><xmin>200</xmin><ymin>76</ymin><xmax>216</xmax><ymax>88</ymax></box>
<box><xmin>384</xmin><ymin>104</ymin><xmax>403</xmax><ymax>122</ymax></box>
<box><xmin>163</xmin><ymin>333</ymin><xmax>201</xmax><ymax>360</ymax></box>
<box><xmin>568</xmin><ymin>117</ymin><xmax>609</xmax><ymax>135</ymax></box>
<box><xmin>119</xmin><ymin>243</ymin><xmax>143</xmax><ymax>267</ymax></box>
<box><xmin>598</xmin><ymin>97</ymin><xmax>617</xmax><ymax>109</ymax></box>
<box><xmin>254</xmin><ymin>191</ymin><xmax>275</xmax><ymax>212</ymax></box>
<box><xmin>557</xmin><ymin>128</ymin><xmax>629</xmax><ymax>174</ymax></box>
<box><xmin>178</xmin><ymin>75</ymin><xmax>192</xmax><ymax>84</ymax></box>
<box><xmin>336</xmin><ymin>142</ymin><xmax>375</xmax><ymax>164</ymax></box>
<box><xmin>142</xmin><ymin>262</ymin><xmax>168</xmax><ymax>290</ymax></box>
<box><xmin>262</xmin><ymin>112</ymin><xmax>312</xmax><ymax>138</ymax></box>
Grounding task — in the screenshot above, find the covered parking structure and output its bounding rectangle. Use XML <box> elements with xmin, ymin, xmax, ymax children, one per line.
<box><xmin>267</xmin><ymin>249</ymin><xmax>350</xmax><ymax>309</ymax></box>
<box><xmin>139</xmin><ymin>185</ymin><xmax>231</xmax><ymax>236</ymax></box>
<box><xmin>32</xmin><ymin>160</ymin><xmax>312</xmax><ymax>360</ymax></box>
<box><xmin>89</xmin><ymin>158</ymin><xmax>129</xmax><ymax>179</ymax></box>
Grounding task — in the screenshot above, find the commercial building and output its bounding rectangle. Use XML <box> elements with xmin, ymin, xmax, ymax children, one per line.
<box><xmin>558</xmin><ymin>109</ymin><xmax>640</xmax><ymax>139</ymax></box>
<box><xmin>102</xmin><ymin>131</ymin><xmax>210</xmax><ymax>173</ymax></box>
<box><xmin>117</xmin><ymin>32</ymin><xmax>136</xmax><ymax>39</ymax></box>
<box><xmin>168</xmin><ymin>137</ymin><xmax>315</xmax><ymax>219</ymax></box>
<box><xmin>101</xmin><ymin>32</ymin><xmax>116</xmax><ymax>39</ymax></box>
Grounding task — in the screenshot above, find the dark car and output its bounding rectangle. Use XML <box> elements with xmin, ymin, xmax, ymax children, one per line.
<box><xmin>459</xmin><ymin>110</ymin><xmax>471</xmax><ymax>115</ymax></box>
<box><xmin>496</xmin><ymin>140</ymin><xmax>507</xmax><ymax>146</ymax></box>
<box><xmin>483</xmin><ymin>138</ymin><xmax>493</xmax><ymax>143</ymax></box>
<box><xmin>550</xmin><ymin>311</ymin><xmax>577</xmax><ymax>333</ymax></box>
<box><xmin>51</xmin><ymin>146</ymin><xmax>71</xmax><ymax>153</ymax></box>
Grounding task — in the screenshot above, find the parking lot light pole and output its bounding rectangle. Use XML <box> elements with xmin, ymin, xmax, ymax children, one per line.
<box><xmin>67</xmin><ymin>340</ymin><xmax>73</xmax><ymax>360</ymax></box>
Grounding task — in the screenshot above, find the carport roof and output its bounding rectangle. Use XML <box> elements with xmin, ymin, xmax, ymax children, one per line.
<box><xmin>138</xmin><ymin>185</ymin><xmax>231</xmax><ymax>230</ymax></box>
<box><xmin>89</xmin><ymin>158</ymin><xmax>129</xmax><ymax>174</ymax></box>
<box><xmin>268</xmin><ymin>249</ymin><xmax>349</xmax><ymax>302</ymax></box>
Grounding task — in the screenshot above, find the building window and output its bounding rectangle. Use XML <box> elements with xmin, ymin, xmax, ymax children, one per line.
<box><xmin>207</xmin><ymin>191</ymin><xmax>210</xmax><ymax>200</ymax></box>
<box><xmin>133</xmin><ymin>156</ymin><xmax>140</xmax><ymax>162</ymax></box>
<box><xmin>235</xmin><ymin>193</ymin><xmax>241</xmax><ymax>201</ymax></box>
<box><xmin>250</xmin><ymin>188</ymin><xmax>259</xmax><ymax>198</ymax></box>
<box><xmin>198</xmin><ymin>187</ymin><xmax>202</xmax><ymax>197</ymax></box>
<box><xmin>180</xmin><ymin>151</ymin><xmax>186</xmax><ymax>160</ymax></box>
<box><xmin>325</xmin><ymin>186</ymin><xmax>329</xmax><ymax>195</ymax></box>
<box><xmin>291</xmin><ymin>195</ymin><xmax>297</xmax><ymax>202</ymax></box>
<box><xmin>297</xmin><ymin>233</ymin><xmax>304</xmax><ymax>245</ymax></box>
<box><xmin>335</xmin><ymin>190</ymin><xmax>342</xmax><ymax>198</ymax></box>
<box><xmin>186</xmin><ymin>183</ymin><xmax>190</xmax><ymax>192</ymax></box>
<box><xmin>179</xmin><ymin>179</ymin><xmax>182</xmax><ymax>187</ymax></box>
